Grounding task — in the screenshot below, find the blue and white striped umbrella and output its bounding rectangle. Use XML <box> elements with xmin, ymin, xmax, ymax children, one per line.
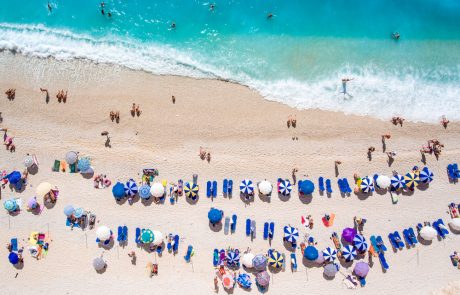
<box><xmin>419</xmin><ymin>167</ymin><xmax>434</xmax><ymax>183</ymax></box>
<box><xmin>226</xmin><ymin>251</ymin><xmax>240</xmax><ymax>266</ymax></box>
<box><xmin>391</xmin><ymin>174</ymin><xmax>406</xmax><ymax>190</ymax></box>
<box><xmin>353</xmin><ymin>234</ymin><xmax>368</xmax><ymax>252</ymax></box>
<box><xmin>341</xmin><ymin>245</ymin><xmax>357</xmax><ymax>262</ymax></box>
<box><xmin>278</xmin><ymin>179</ymin><xmax>292</xmax><ymax>196</ymax></box>
<box><xmin>360</xmin><ymin>177</ymin><xmax>374</xmax><ymax>193</ymax></box>
<box><xmin>283</xmin><ymin>226</ymin><xmax>299</xmax><ymax>244</ymax></box>
<box><xmin>138</xmin><ymin>184</ymin><xmax>151</xmax><ymax>199</ymax></box>
<box><xmin>322</xmin><ymin>247</ymin><xmax>337</xmax><ymax>262</ymax></box>
<box><xmin>124</xmin><ymin>179</ymin><xmax>138</xmax><ymax>196</ymax></box>
<box><xmin>240</xmin><ymin>179</ymin><xmax>254</xmax><ymax>195</ymax></box>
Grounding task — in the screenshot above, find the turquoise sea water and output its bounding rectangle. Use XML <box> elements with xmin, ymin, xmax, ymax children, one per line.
<box><xmin>0</xmin><ymin>0</ymin><xmax>459</xmax><ymax>121</ymax></box>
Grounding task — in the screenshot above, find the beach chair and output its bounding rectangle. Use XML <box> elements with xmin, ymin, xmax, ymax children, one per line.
<box><xmin>212</xmin><ymin>181</ymin><xmax>217</xmax><ymax>198</ymax></box>
<box><xmin>370</xmin><ymin>236</ymin><xmax>380</xmax><ymax>252</ymax></box>
<box><xmin>343</xmin><ymin>178</ymin><xmax>352</xmax><ymax>193</ymax></box>
<box><xmin>223</xmin><ymin>179</ymin><xmax>228</xmax><ymax>196</ymax></box>
<box><xmin>388</xmin><ymin>232</ymin><xmax>404</xmax><ymax>250</ymax></box>
<box><xmin>378</xmin><ymin>251</ymin><xmax>389</xmax><ymax>270</ymax></box>
<box><xmin>407</xmin><ymin>227</ymin><xmax>418</xmax><ymax>244</ymax></box>
<box><xmin>231</xmin><ymin>214</ymin><xmax>237</xmax><ymax>233</ymax></box>
<box><xmin>206</xmin><ymin>181</ymin><xmax>211</xmax><ymax>198</ymax></box>
<box><xmin>250</xmin><ymin>220</ymin><xmax>256</xmax><ymax>238</ymax></box>
<box><xmin>376</xmin><ymin>236</ymin><xmax>387</xmax><ymax>251</ymax></box>
<box><xmin>213</xmin><ymin>249</ymin><xmax>219</xmax><ymax>266</ymax></box>
<box><xmin>263</xmin><ymin>222</ymin><xmax>269</xmax><ymax>240</ymax></box>
<box><xmin>402</xmin><ymin>229</ymin><xmax>414</xmax><ymax>247</ymax></box>
<box><xmin>290</xmin><ymin>253</ymin><xmax>297</xmax><ymax>272</ymax></box>
<box><xmin>326</xmin><ymin>179</ymin><xmax>332</xmax><ymax>194</ymax></box>
<box><xmin>433</xmin><ymin>219</ymin><xmax>449</xmax><ymax>238</ymax></box>
<box><xmin>337</xmin><ymin>179</ymin><xmax>344</xmax><ymax>193</ymax></box>
<box><xmin>269</xmin><ymin>222</ymin><xmax>275</xmax><ymax>239</ymax></box>
<box><xmin>219</xmin><ymin>249</ymin><xmax>226</xmax><ymax>264</ymax></box>
<box><xmin>228</xmin><ymin>180</ymin><xmax>233</xmax><ymax>196</ymax></box>
<box><xmin>11</xmin><ymin>238</ymin><xmax>18</xmax><ymax>252</ymax></box>
<box><xmin>318</xmin><ymin>177</ymin><xmax>325</xmax><ymax>192</ymax></box>
<box><xmin>224</xmin><ymin>217</ymin><xmax>230</xmax><ymax>235</ymax></box>
<box><xmin>246</xmin><ymin>219</ymin><xmax>251</xmax><ymax>236</ymax></box>
<box><xmin>454</xmin><ymin>164</ymin><xmax>460</xmax><ymax>179</ymax></box>
<box><xmin>173</xmin><ymin>235</ymin><xmax>179</xmax><ymax>253</ymax></box>
<box><xmin>184</xmin><ymin>245</ymin><xmax>193</xmax><ymax>262</ymax></box>
<box><xmin>52</xmin><ymin>160</ymin><xmax>60</xmax><ymax>172</ymax></box>
<box><xmin>117</xmin><ymin>226</ymin><xmax>123</xmax><ymax>241</ymax></box>
<box><xmin>135</xmin><ymin>227</ymin><xmax>141</xmax><ymax>244</ymax></box>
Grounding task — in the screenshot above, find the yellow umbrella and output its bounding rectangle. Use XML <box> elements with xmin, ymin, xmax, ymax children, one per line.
<box><xmin>36</xmin><ymin>182</ymin><xmax>53</xmax><ymax>197</ymax></box>
<box><xmin>404</xmin><ymin>173</ymin><xmax>420</xmax><ymax>189</ymax></box>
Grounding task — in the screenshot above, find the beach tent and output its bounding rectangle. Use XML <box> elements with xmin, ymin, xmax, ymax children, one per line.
<box><xmin>256</xmin><ymin>271</ymin><xmax>270</xmax><ymax>287</ymax></box>
<box><xmin>4</xmin><ymin>199</ymin><xmax>18</xmax><ymax>212</ymax></box>
<box><xmin>304</xmin><ymin>245</ymin><xmax>319</xmax><ymax>261</ymax></box>
<box><xmin>268</xmin><ymin>250</ymin><xmax>284</xmax><ymax>269</ymax></box>
<box><xmin>208</xmin><ymin>208</ymin><xmax>223</xmax><ymax>224</ymax></box>
<box><xmin>93</xmin><ymin>257</ymin><xmax>106</xmax><ymax>271</ymax></box>
<box><xmin>65</xmin><ymin>151</ymin><xmax>78</xmax><ymax>165</ymax></box>
<box><xmin>419</xmin><ymin>167</ymin><xmax>434</xmax><ymax>183</ymax></box>
<box><xmin>237</xmin><ymin>273</ymin><xmax>252</xmax><ymax>289</ymax></box>
<box><xmin>96</xmin><ymin>226</ymin><xmax>112</xmax><ymax>241</ymax></box>
<box><xmin>324</xmin><ymin>263</ymin><xmax>339</xmax><ymax>277</ymax></box>
<box><xmin>28</xmin><ymin>197</ymin><xmax>38</xmax><ymax>209</ymax></box>
<box><xmin>283</xmin><ymin>226</ymin><xmax>299</xmax><ymax>244</ymax></box>
<box><xmin>36</xmin><ymin>182</ymin><xmax>53</xmax><ymax>198</ymax></box>
<box><xmin>252</xmin><ymin>254</ymin><xmax>268</xmax><ymax>270</ymax></box>
<box><xmin>449</xmin><ymin>218</ymin><xmax>460</xmax><ymax>231</ymax></box>
<box><xmin>151</xmin><ymin>230</ymin><xmax>164</xmax><ymax>246</ymax></box>
<box><xmin>419</xmin><ymin>226</ymin><xmax>437</xmax><ymax>240</ymax></box>
<box><xmin>112</xmin><ymin>182</ymin><xmax>125</xmax><ymax>199</ymax></box>
<box><xmin>342</xmin><ymin>227</ymin><xmax>357</xmax><ymax>243</ymax></box>
<box><xmin>74</xmin><ymin>208</ymin><xmax>84</xmax><ymax>218</ymax></box>
<box><xmin>7</xmin><ymin>171</ymin><xmax>21</xmax><ymax>184</ymax></box>
<box><xmin>124</xmin><ymin>179</ymin><xmax>138</xmax><ymax>197</ymax></box>
<box><xmin>150</xmin><ymin>183</ymin><xmax>164</xmax><ymax>198</ymax></box>
<box><xmin>314</xmin><ymin>252</ymin><xmax>325</xmax><ymax>264</ymax></box>
<box><xmin>354</xmin><ymin>261</ymin><xmax>370</xmax><ymax>277</ymax></box>
<box><xmin>404</xmin><ymin>172</ymin><xmax>420</xmax><ymax>189</ymax></box>
<box><xmin>184</xmin><ymin>182</ymin><xmax>199</xmax><ymax>198</ymax></box>
<box><xmin>138</xmin><ymin>184</ymin><xmax>151</xmax><ymax>199</ymax></box>
<box><xmin>8</xmin><ymin>252</ymin><xmax>19</xmax><ymax>265</ymax></box>
<box><xmin>23</xmin><ymin>155</ymin><xmax>34</xmax><ymax>168</ymax></box>
<box><xmin>322</xmin><ymin>247</ymin><xmax>337</xmax><ymax>262</ymax></box>
<box><xmin>299</xmin><ymin>180</ymin><xmax>315</xmax><ymax>194</ymax></box>
<box><xmin>140</xmin><ymin>229</ymin><xmax>154</xmax><ymax>244</ymax></box>
<box><xmin>242</xmin><ymin>253</ymin><xmax>255</xmax><ymax>268</ymax></box>
<box><xmin>77</xmin><ymin>157</ymin><xmax>91</xmax><ymax>173</ymax></box>
<box><xmin>376</xmin><ymin>175</ymin><xmax>391</xmax><ymax>189</ymax></box>
<box><xmin>240</xmin><ymin>179</ymin><xmax>254</xmax><ymax>195</ymax></box>
<box><xmin>353</xmin><ymin>234</ymin><xmax>368</xmax><ymax>252</ymax></box>
<box><xmin>258</xmin><ymin>180</ymin><xmax>272</xmax><ymax>195</ymax></box>
<box><xmin>63</xmin><ymin>205</ymin><xmax>75</xmax><ymax>217</ymax></box>
<box><xmin>278</xmin><ymin>179</ymin><xmax>292</xmax><ymax>195</ymax></box>
<box><xmin>360</xmin><ymin>177</ymin><xmax>374</xmax><ymax>193</ymax></box>
<box><xmin>390</xmin><ymin>174</ymin><xmax>405</xmax><ymax>190</ymax></box>
<box><xmin>341</xmin><ymin>245</ymin><xmax>357</xmax><ymax>262</ymax></box>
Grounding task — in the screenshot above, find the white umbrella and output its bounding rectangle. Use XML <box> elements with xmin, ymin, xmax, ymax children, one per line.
<box><xmin>258</xmin><ymin>180</ymin><xmax>272</xmax><ymax>195</ymax></box>
<box><xmin>96</xmin><ymin>226</ymin><xmax>111</xmax><ymax>241</ymax></box>
<box><xmin>66</xmin><ymin>151</ymin><xmax>78</xmax><ymax>165</ymax></box>
<box><xmin>36</xmin><ymin>182</ymin><xmax>53</xmax><ymax>198</ymax></box>
<box><xmin>419</xmin><ymin>226</ymin><xmax>437</xmax><ymax>241</ymax></box>
<box><xmin>152</xmin><ymin>230</ymin><xmax>164</xmax><ymax>246</ymax></box>
<box><xmin>242</xmin><ymin>253</ymin><xmax>255</xmax><ymax>268</ymax></box>
<box><xmin>449</xmin><ymin>218</ymin><xmax>460</xmax><ymax>231</ymax></box>
<box><xmin>24</xmin><ymin>155</ymin><xmax>34</xmax><ymax>168</ymax></box>
<box><xmin>93</xmin><ymin>257</ymin><xmax>106</xmax><ymax>271</ymax></box>
<box><xmin>150</xmin><ymin>182</ymin><xmax>165</xmax><ymax>198</ymax></box>
<box><xmin>376</xmin><ymin>175</ymin><xmax>391</xmax><ymax>189</ymax></box>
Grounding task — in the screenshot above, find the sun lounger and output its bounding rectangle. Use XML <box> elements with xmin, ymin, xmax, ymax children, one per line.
<box><xmin>378</xmin><ymin>251</ymin><xmax>389</xmax><ymax>270</ymax></box>
<box><xmin>11</xmin><ymin>238</ymin><xmax>18</xmax><ymax>251</ymax></box>
<box><xmin>326</xmin><ymin>179</ymin><xmax>332</xmax><ymax>193</ymax></box>
<box><xmin>402</xmin><ymin>229</ymin><xmax>413</xmax><ymax>247</ymax></box>
<box><xmin>370</xmin><ymin>236</ymin><xmax>380</xmax><ymax>252</ymax></box>
<box><xmin>453</xmin><ymin>164</ymin><xmax>460</xmax><ymax>179</ymax></box>
<box><xmin>212</xmin><ymin>181</ymin><xmax>217</xmax><ymax>198</ymax></box>
<box><xmin>173</xmin><ymin>235</ymin><xmax>179</xmax><ymax>253</ymax></box>
<box><xmin>388</xmin><ymin>232</ymin><xmax>404</xmax><ymax>250</ymax></box>
<box><xmin>433</xmin><ymin>218</ymin><xmax>449</xmax><ymax>238</ymax></box>
<box><xmin>213</xmin><ymin>249</ymin><xmax>219</xmax><ymax>266</ymax></box>
<box><xmin>184</xmin><ymin>245</ymin><xmax>193</xmax><ymax>262</ymax></box>
<box><xmin>269</xmin><ymin>222</ymin><xmax>275</xmax><ymax>239</ymax></box>
<box><xmin>343</xmin><ymin>178</ymin><xmax>352</xmax><ymax>193</ymax></box>
<box><xmin>368</xmin><ymin>244</ymin><xmax>378</xmax><ymax>257</ymax></box>
<box><xmin>231</xmin><ymin>214</ymin><xmax>237</xmax><ymax>233</ymax></box>
<box><xmin>318</xmin><ymin>177</ymin><xmax>325</xmax><ymax>192</ymax></box>
<box><xmin>219</xmin><ymin>249</ymin><xmax>226</xmax><ymax>263</ymax></box>
<box><xmin>223</xmin><ymin>179</ymin><xmax>228</xmax><ymax>196</ymax></box>
<box><xmin>135</xmin><ymin>227</ymin><xmax>141</xmax><ymax>244</ymax></box>
<box><xmin>263</xmin><ymin>222</ymin><xmax>269</xmax><ymax>240</ymax></box>
<box><xmin>224</xmin><ymin>217</ymin><xmax>230</xmax><ymax>235</ymax></box>
<box><xmin>228</xmin><ymin>180</ymin><xmax>233</xmax><ymax>196</ymax></box>
<box><xmin>250</xmin><ymin>220</ymin><xmax>256</xmax><ymax>238</ymax></box>
<box><xmin>290</xmin><ymin>253</ymin><xmax>297</xmax><ymax>272</ymax></box>
<box><xmin>117</xmin><ymin>226</ymin><xmax>123</xmax><ymax>241</ymax></box>
<box><xmin>52</xmin><ymin>160</ymin><xmax>60</xmax><ymax>172</ymax></box>
<box><xmin>407</xmin><ymin>227</ymin><xmax>418</xmax><ymax>244</ymax></box>
<box><xmin>376</xmin><ymin>236</ymin><xmax>387</xmax><ymax>251</ymax></box>
<box><xmin>338</xmin><ymin>179</ymin><xmax>344</xmax><ymax>193</ymax></box>
<box><xmin>206</xmin><ymin>181</ymin><xmax>211</xmax><ymax>198</ymax></box>
<box><xmin>246</xmin><ymin>219</ymin><xmax>251</xmax><ymax>236</ymax></box>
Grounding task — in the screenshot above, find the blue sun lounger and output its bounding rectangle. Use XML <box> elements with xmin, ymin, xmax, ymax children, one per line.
<box><xmin>290</xmin><ymin>253</ymin><xmax>297</xmax><ymax>272</ymax></box>
<box><xmin>231</xmin><ymin>214</ymin><xmax>237</xmax><ymax>233</ymax></box>
<box><xmin>388</xmin><ymin>231</ymin><xmax>404</xmax><ymax>250</ymax></box>
<box><xmin>318</xmin><ymin>177</ymin><xmax>325</xmax><ymax>192</ymax></box>
<box><xmin>135</xmin><ymin>227</ymin><xmax>141</xmax><ymax>244</ymax></box>
<box><xmin>117</xmin><ymin>226</ymin><xmax>128</xmax><ymax>243</ymax></box>
<box><xmin>376</xmin><ymin>236</ymin><xmax>387</xmax><ymax>251</ymax></box>
<box><xmin>11</xmin><ymin>238</ymin><xmax>18</xmax><ymax>252</ymax></box>
<box><xmin>269</xmin><ymin>222</ymin><xmax>275</xmax><ymax>239</ymax></box>
<box><xmin>207</xmin><ymin>181</ymin><xmax>212</xmax><ymax>198</ymax></box>
<box><xmin>184</xmin><ymin>245</ymin><xmax>193</xmax><ymax>262</ymax></box>
<box><xmin>433</xmin><ymin>219</ymin><xmax>449</xmax><ymax>238</ymax></box>
<box><xmin>378</xmin><ymin>251</ymin><xmax>389</xmax><ymax>270</ymax></box>
<box><xmin>213</xmin><ymin>249</ymin><xmax>219</xmax><ymax>266</ymax></box>
<box><xmin>246</xmin><ymin>219</ymin><xmax>251</xmax><ymax>236</ymax></box>
<box><xmin>212</xmin><ymin>181</ymin><xmax>217</xmax><ymax>198</ymax></box>
<box><xmin>263</xmin><ymin>222</ymin><xmax>269</xmax><ymax>240</ymax></box>
<box><xmin>326</xmin><ymin>179</ymin><xmax>332</xmax><ymax>193</ymax></box>
<box><xmin>228</xmin><ymin>180</ymin><xmax>233</xmax><ymax>196</ymax></box>
<box><xmin>343</xmin><ymin>178</ymin><xmax>352</xmax><ymax>193</ymax></box>
<box><xmin>223</xmin><ymin>179</ymin><xmax>228</xmax><ymax>196</ymax></box>
<box><xmin>338</xmin><ymin>179</ymin><xmax>345</xmax><ymax>193</ymax></box>
<box><xmin>403</xmin><ymin>228</ymin><xmax>416</xmax><ymax>246</ymax></box>
<box><xmin>173</xmin><ymin>235</ymin><xmax>179</xmax><ymax>253</ymax></box>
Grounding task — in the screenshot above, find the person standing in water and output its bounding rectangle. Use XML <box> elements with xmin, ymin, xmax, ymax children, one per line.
<box><xmin>341</xmin><ymin>78</ymin><xmax>353</xmax><ymax>97</ymax></box>
<box><xmin>392</xmin><ymin>32</ymin><xmax>400</xmax><ymax>40</ymax></box>
<box><xmin>47</xmin><ymin>2</ymin><xmax>52</xmax><ymax>12</ymax></box>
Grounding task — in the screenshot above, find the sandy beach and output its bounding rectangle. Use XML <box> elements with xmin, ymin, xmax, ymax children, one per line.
<box><xmin>1</xmin><ymin>52</ymin><xmax>460</xmax><ymax>295</ymax></box>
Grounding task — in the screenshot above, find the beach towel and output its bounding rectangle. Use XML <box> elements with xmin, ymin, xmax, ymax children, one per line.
<box><xmin>322</xmin><ymin>213</ymin><xmax>335</xmax><ymax>227</ymax></box>
<box><xmin>52</xmin><ymin>160</ymin><xmax>60</xmax><ymax>172</ymax></box>
<box><xmin>60</xmin><ymin>160</ymin><xmax>67</xmax><ymax>172</ymax></box>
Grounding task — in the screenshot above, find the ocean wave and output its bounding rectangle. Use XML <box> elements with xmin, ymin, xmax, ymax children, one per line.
<box><xmin>1</xmin><ymin>23</ymin><xmax>459</xmax><ymax>123</ymax></box>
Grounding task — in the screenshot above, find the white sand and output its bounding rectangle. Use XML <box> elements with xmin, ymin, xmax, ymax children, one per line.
<box><xmin>0</xmin><ymin>52</ymin><xmax>460</xmax><ymax>295</ymax></box>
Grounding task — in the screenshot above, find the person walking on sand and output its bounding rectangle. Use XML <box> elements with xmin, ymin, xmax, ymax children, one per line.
<box><xmin>172</xmin><ymin>95</ymin><xmax>176</xmax><ymax>104</ymax></box>
<box><xmin>441</xmin><ymin>116</ymin><xmax>449</xmax><ymax>128</ymax></box>
<box><xmin>341</xmin><ymin>78</ymin><xmax>353</xmax><ymax>97</ymax></box>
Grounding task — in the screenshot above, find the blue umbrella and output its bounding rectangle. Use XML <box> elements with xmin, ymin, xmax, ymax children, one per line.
<box><xmin>283</xmin><ymin>226</ymin><xmax>299</xmax><ymax>244</ymax></box>
<box><xmin>77</xmin><ymin>157</ymin><xmax>91</xmax><ymax>172</ymax></box>
<box><xmin>63</xmin><ymin>205</ymin><xmax>75</xmax><ymax>217</ymax></box>
<box><xmin>252</xmin><ymin>254</ymin><xmax>267</xmax><ymax>270</ymax></box>
<box><xmin>124</xmin><ymin>179</ymin><xmax>138</xmax><ymax>197</ymax></box>
<box><xmin>353</xmin><ymin>234</ymin><xmax>368</xmax><ymax>252</ymax></box>
<box><xmin>304</xmin><ymin>245</ymin><xmax>319</xmax><ymax>261</ymax></box>
<box><xmin>299</xmin><ymin>180</ymin><xmax>315</xmax><ymax>194</ymax></box>
<box><xmin>278</xmin><ymin>179</ymin><xmax>292</xmax><ymax>196</ymax></box>
<box><xmin>240</xmin><ymin>179</ymin><xmax>254</xmax><ymax>195</ymax></box>
<box><xmin>112</xmin><ymin>182</ymin><xmax>125</xmax><ymax>199</ymax></box>
<box><xmin>237</xmin><ymin>273</ymin><xmax>252</xmax><ymax>289</ymax></box>
<box><xmin>341</xmin><ymin>245</ymin><xmax>357</xmax><ymax>262</ymax></box>
<box><xmin>7</xmin><ymin>171</ymin><xmax>21</xmax><ymax>184</ymax></box>
<box><xmin>138</xmin><ymin>184</ymin><xmax>151</xmax><ymax>199</ymax></box>
<box><xmin>360</xmin><ymin>177</ymin><xmax>374</xmax><ymax>193</ymax></box>
<box><xmin>4</xmin><ymin>199</ymin><xmax>17</xmax><ymax>212</ymax></box>
<box><xmin>74</xmin><ymin>208</ymin><xmax>84</xmax><ymax>218</ymax></box>
<box><xmin>8</xmin><ymin>252</ymin><xmax>19</xmax><ymax>264</ymax></box>
<box><xmin>420</xmin><ymin>167</ymin><xmax>434</xmax><ymax>183</ymax></box>
<box><xmin>226</xmin><ymin>251</ymin><xmax>240</xmax><ymax>266</ymax></box>
<box><xmin>208</xmin><ymin>208</ymin><xmax>223</xmax><ymax>224</ymax></box>
<box><xmin>322</xmin><ymin>247</ymin><xmax>337</xmax><ymax>262</ymax></box>
<box><xmin>391</xmin><ymin>174</ymin><xmax>405</xmax><ymax>190</ymax></box>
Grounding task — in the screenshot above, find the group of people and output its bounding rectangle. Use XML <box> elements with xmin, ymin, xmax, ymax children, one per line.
<box><xmin>391</xmin><ymin>116</ymin><xmax>405</xmax><ymax>126</ymax></box>
<box><xmin>93</xmin><ymin>174</ymin><xmax>111</xmax><ymax>189</ymax></box>
<box><xmin>286</xmin><ymin>115</ymin><xmax>297</xmax><ymax>128</ymax></box>
<box><xmin>56</xmin><ymin>90</ymin><xmax>68</xmax><ymax>103</ymax></box>
<box><xmin>421</xmin><ymin>139</ymin><xmax>444</xmax><ymax>158</ymax></box>
<box><xmin>131</xmin><ymin>103</ymin><xmax>141</xmax><ymax>117</ymax></box>
<box><xmin>2</xmin><ymin>128</ymin><xmax>15</xmax><ymax>152</ymax></box>
<box><xmin>109</xmin><ymin>111</ymin><xmax>120</xmax><ymax>123</ymax></box>
<box><xmin>5</xmin><ymin>88</ymin><xmax>15</xmax><ymax>100</ymax></box>
<box><xmin>450</xmin><ymin>251</ymin><xmax>460</xmax><ymax>269</ymax></box>
<box><xmin>199</xmin><ymin>146</ymin><xmax>211</xmax><ymax>162</ymax></box>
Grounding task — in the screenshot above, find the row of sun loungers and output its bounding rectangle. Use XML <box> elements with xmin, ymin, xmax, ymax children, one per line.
<box><xmin>207</xmin><ymin>179</ymin><xmax>234</xmax><ymax>197</ymax></box>
<box><xmin>318</xmin><ymin>177</ymin><xmax>333</xmax><ymax>194</ymax></box>
<box><xmin>447</xmin><ymin>163</ymin><xmax>459</xmax><ymax>182</ymax></box>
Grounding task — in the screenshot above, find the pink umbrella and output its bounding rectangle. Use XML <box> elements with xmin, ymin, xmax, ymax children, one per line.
<box><xmin>342</xmin><ymin>227</ymin><xmax>357</xmax><ymax>243</ymax></box>
<box><xmin>354</xmin><ymin>261</ymin><xmax>370</xmax><ymax>277</ymax></box>
<box><xmin>28</xmin><ymin>197</ymin><xmax>38</xmax><ymax>209</ymax></box>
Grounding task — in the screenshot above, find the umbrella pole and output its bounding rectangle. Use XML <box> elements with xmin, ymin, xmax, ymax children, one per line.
<box><xmin>85</xmin><ymin>233</ymin><xmax>88</xmax><ymax>248</ymax></box>
<box><xmin>416</xmin><ymin>248</ymin><xmax>419</xmax><ymax>266</ymax></box>
<box><xmin>306</xmin><ymin>267</ymin><xmax>309</xmax><ymax>281</ymax></box>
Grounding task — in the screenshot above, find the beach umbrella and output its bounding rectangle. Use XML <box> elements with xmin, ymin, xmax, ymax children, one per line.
<box><xmin>77</xmin><ymin>157</ymin><xmax>91</xmax><ymax>173</ymax></box>
<box><xmin>360</xmin><ymin>177</ymin><xmax>374</xmax><ymax>193</ymax></box>
<box><xmin>278</xmin><ymin>179</ymin><xmax>292</xmax><ymax>195</ymax></box>
<box><xmin>96</xmin><ymin>226</ymin><xmax>112</xmax><ymax>241</ymax></box>
<box><xmin>63</xmin><ymin>205</ymin><xmax>75</xmax><ymax>217</ymax></box>
<box><xmin>342</xmin><ymin>227</ymin><xmax>357</xmax><ymax>243</ymax></box>
<box><xmin>152</xmin><ymin>230</ymin><xmax>164</xmax><ymax>246</ymax></box>
<box><xmin>74</xmin><ymin>208</ymin><xmax>84</xmax><ymax>218</ymax></box>
<box><xmin>299</xmin><ymin>180</ymin><xmax>315</xmax><ymax>194</ymax></box>
<box><xmin>4</xmin><ymin>199</ymin><xmax>17</xmax><ymax>212</ymax></box>
<box><xmin>222</xmin><ymin>274</ymin><xmax>234</xmax><ymax>289</ymax></box>
<box><xmin>65</xmin><ymin>151</ymin><xmax>78</xmax><ymax>165</ymax></box>
<box><xmin>324</xmin><ymin>263</ymin><xmax>339</xmax><ymax>277</ymax></box>
<box><xmin>8</xmin><ymin>252</ymin><xmax>19</xmax><ymax>265</ymax></box>
<box><xmin>304</xmin><ymin>245</ymin><xmax>319</xmax><ymax>261</ymax></box>
<box><xmin>252</xmin><ymin>254</ymin><xmax>268</xmax><ymax>270</ymax></box>
<box><xmin>28</xmin><ymin>197</ymin><xmax>38</xmax><ymax>209</ymax></box>
<box><xmin>353</xmin><ymin>234</ymin><xmax>368</xmax><ymax>252</ymax></box>
<box><xmin>314</xmin><ymin>252</ymin><xmax>325</xmax><ymax>264</ymax></box>
<box><xmin>184</xmin><ymin>182</ymin><xmax>199</xmax><ymax>198</ymax></box>
<box><xmin>7</xmin><ymin>171</ymin><xmax>21</xmax><ymax>184</ymax></box>
<box><xmin>419</xmin><ymin>167</ymin><xmax>434</xmax><ymax>183</ymax></box>
<box><xmin>449</xmin><ymin>218</ymin><xmax>460</xmax><ymax>231</ymax></box>
<box><xmin>341</xmin><ymin>245</ymin><xmax>357</xmax><ymax>262</ymax></box>
<box><xmin>124</xmin><ymin>179</ymin><xmax>138</xmax><ymax>197</ymax></box>
<box><xmin>258</xmin><ymin>180</ymin><xmax>272</xmax><ymax>195</ymax></box>
<box><xmin>376</xmin><ymin>175</ymin><xmax>391</xmax><ymax>189</ymax></box>
<box><xmin>24</xmin><ymin>155</ymin><xmax>34</xmax><ymax>168</ymax></box>
<box><xmin>112</xmin><ymin>182</ymin><xmax>125</xmax><ymax>199</ymax></box>
<box><xmin>419</xmin><ymin>226</ymin><xmax>437</xmax><ymax>241</ymax></box>
<box><xmin>240</xmin><ymin>179</ymin><xmax>254</xmax><ymax>195</ymax></box>
<box><xmin>208</xmin><ymin>208</ymin><xmax>223</xmax><ymax>224</ymax></box>
<box><xmin>268</xmin><ymin>250</ymin><xmax>284</xmax><ymax>269</ymax></box>
<box><xmin>322</xmin><ymin>247</ymin><xmax>337</xmax><ymax>262</ymax></box>
<box><xmin>390</xmin><ymin>174</ymin><xmax>405</xmax><ymax>190</ymax></box>
<box><xmin>256</xmin><ymin>271</ymin><xmax>270</xmax><ymax>287</ymax></box>
<box><xmin>36</xmin><ymin>182</ymin><xmax>53</xmax><ymax>198</ymax></box>
<box><xmin>404</xmin><ymin>172</ymin><xmax>420</xmax><ymax>189</ymax></box>
<box><xmin>242</xmin><ymin>253</ymin><xmax>255</xmax><ymax>268</ymax></box>
<box><xmin>150</xmin><ymin>182</ymin><xmax>164</xmax><ymax>198</ymax></box>
<box><xmin>226</xmin><ymin>251</ymin><xmax>240</xmax><ymax>266</ymax></box>
<box><xmin>138</xmin><ymin>184</ymin><xmax>151</xmax><ymax>199</ymax></box>
<box><xmin>92</xmin><ymin>257</ymin><xmax>106</xmax><ymax>271</ymax></box>
<box><xmin>237</xmin><ymin>273</ymin><xmax>252</xmax><ymax>289</ymax></box>
<box><xmin>354</xmin><ymin>261</ymin><xmax>370</xmax><ymax>277</ymax></box>
<box><xmin>283</xmin><ymin>226</ymin><xmax>299</xmax><ymax>244</ymax></box>
<box><xmin>140</xmin><ymin>229</ymin><xmax>154</xmax><ymax>243</ymax></box>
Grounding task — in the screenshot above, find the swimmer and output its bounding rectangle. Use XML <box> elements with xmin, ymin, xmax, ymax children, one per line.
<box><xmin>171</xmin><ymin>22</ymin><xmax>176</xmax><ymax>29</ymax></box>
<box><xmin>391</xmin><ymin>32</ymin><xmax>400</xmax><ymax>40</ymax></box>
<box><xmin>47</xmin><ymin>2</ymin><xmax>52</xmax><ymax>12</ymax></box>
<box><xmin>267</xmin><ymin>13</ymin><xmax>273</xmax><ymax>19</ymax></box>
<box><xmin>210</xmin><ymin>3</ymin><xmax>215</xmax><ymax>11</ymax></box>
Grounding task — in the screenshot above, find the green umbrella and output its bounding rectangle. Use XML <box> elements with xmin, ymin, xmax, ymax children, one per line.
<box><xmin>141</xmin><ymin>229</ymin><xmax>154</xmax><ymax>243</ymax></box>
